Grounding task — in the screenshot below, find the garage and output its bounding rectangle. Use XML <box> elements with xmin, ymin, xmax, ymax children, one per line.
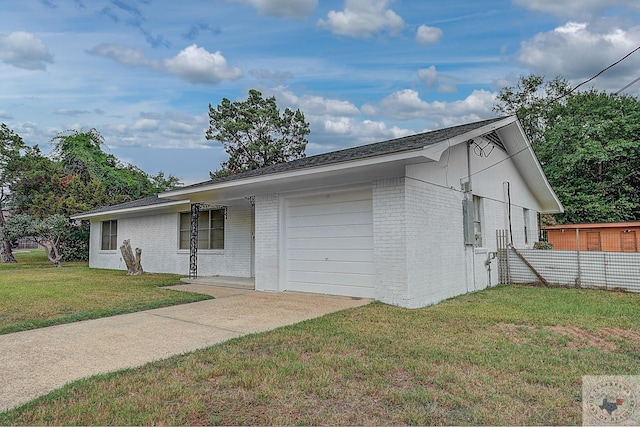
<box><xmin>284</xmin><ymin>189</ymin><xmax>375</xmax><ymax>297</ymax></box>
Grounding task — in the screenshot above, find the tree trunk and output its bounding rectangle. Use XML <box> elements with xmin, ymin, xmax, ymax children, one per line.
<box><xmin>1</xmin><ymin>240</ymin><xmax>17</xmax><ymax>263</ymax></box>
<box><xmin>44</xmin><ymin>241</ymin><xmax>62</xmax><ymax>267</ymax></box>
<box><xmin>0</xmin><ymin>209</ymin><xmax>17</xmax><ymax>263</ymax></box>
<box><xmin>120</xmin><ymin>239</ymin><xmax>143</xmax><ymax>275</ymax></box>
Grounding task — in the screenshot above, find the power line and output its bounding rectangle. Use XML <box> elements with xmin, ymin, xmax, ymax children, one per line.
<box><xmin>547</xmin><ymin>45</ymin><xmax>640</xmax><ymax>103</ymax></box>
<box><xmin>616</xmin><ymin>75</ymin><xmax>640</xmax><ymax>94</ymax></box>
<box><xmin>471</xmin><ymin>47</ymin><xmax>640</xmax><ymax>183</ymax></box>
<box><xmin>571</xmin><ymin>45</ymin><xmax>640</xmax><ymax>93</ymax></box>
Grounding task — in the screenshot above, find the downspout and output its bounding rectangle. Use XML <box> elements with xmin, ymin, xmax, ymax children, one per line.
<box><xmin>466</xmin><ymin>139</ymin><xmax>473</xmax><ymax>195</ymax></box>
<box><xmin>467</xmin><ymin>139</ymin><xmax>474</xmax><ymax>292</ymax></box>
<box><xmin>507</xmin><ymin>182</ymin><xmax>513</xmax><ymax>245</ymax></box>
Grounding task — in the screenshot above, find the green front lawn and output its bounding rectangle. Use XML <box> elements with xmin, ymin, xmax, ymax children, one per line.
<box><xmin>2</xmin><ymin>284</ymin><xmax>639</xmax><ymax>425</ymax></box>
<box><xmin>0</xmin><ymin>249</ymin><xmax>211</xmax><ymax>335</ymax></box>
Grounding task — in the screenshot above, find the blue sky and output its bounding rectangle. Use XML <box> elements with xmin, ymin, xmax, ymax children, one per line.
<box><xmin>2</xmin><ymin>0</ymin><xmax>640</xmax><ymax>184</ymax></box>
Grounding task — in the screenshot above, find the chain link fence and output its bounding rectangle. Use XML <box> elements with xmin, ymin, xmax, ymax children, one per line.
<box><xmin>497</xmin><ymin>229</ymin><xmax>640</xmax><ymax>292</ymax></box>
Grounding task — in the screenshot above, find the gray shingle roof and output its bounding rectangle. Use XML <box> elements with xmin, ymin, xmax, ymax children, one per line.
<box><xmin>180</xmin><ymin>116</ymin><xmax>506</xmax><ymax>191</ymax></box>
<box><xmin>77</xmin><ymin>195</ymin><xmax>180</xmax><ymax>216</ymax></box>
<box><xmin>76</xmin><ymin>116</ymin><xmax>506</xmax><ymax>217</ymax></box>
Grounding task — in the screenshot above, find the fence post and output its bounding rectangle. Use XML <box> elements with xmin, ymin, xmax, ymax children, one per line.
<box><xmin>575</xmin><ymin>228</ymin><xmax>582</xmax><ymax>287</ymax></box>
<box><xmin>604</xmin><ymin>252</ymin><xmax>609</xmax><ymax>289</ymax></box>
<box><xmin>496</xmin><ymin>229</ymin><xmax>510</xmax><ymax>284</ymax></box>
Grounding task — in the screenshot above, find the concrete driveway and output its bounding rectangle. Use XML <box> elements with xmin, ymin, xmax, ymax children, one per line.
<box><xmin>0</xmin><ymin>285</ymin><xmax>371</xmax><ymax>412</ymax></box>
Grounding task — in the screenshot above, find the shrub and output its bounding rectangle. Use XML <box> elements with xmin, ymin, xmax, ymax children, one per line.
<box><xmin>60</xmin><ymin>221</ymin><xmax>90</xmax><ymax>261</ymax></box>
<box><xmin>533</xmin><ymin>241</ymin><xmax>553</xmax><ymax>250</ymax></box>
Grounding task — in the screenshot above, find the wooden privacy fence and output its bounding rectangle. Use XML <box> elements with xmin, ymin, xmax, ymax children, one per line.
<box><xmin>496</xmin><ymin>229</ymin><xmax>640</xmax><ymax>292</ymax></box>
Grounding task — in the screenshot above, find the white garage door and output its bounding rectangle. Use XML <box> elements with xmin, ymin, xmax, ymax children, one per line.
<box><xmin>285</xmin><ymin>189</ymin><xmax>375</xmax><ymax>298</ymax></box>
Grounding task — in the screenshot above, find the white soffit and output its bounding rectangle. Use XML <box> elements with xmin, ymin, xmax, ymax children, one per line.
<box><xmin>71</xmin><ymin>199</ymin><xmax>191</xmax><ymax>220</ymax></box>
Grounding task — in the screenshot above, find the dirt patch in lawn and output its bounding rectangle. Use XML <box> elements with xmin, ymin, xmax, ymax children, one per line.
<box><xmin>496</xmin><ymin>323</ymin><xmax>640</xmax><ymax>352</ymax></box>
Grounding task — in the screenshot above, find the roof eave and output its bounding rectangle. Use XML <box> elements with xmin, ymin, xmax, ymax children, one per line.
<box><xmin>159</xmin><ymin>149</ymin><xmax>430</xmax><ymax>199</ymax></box>
<box><xmin>160</xmin><ymin>117</ymin><xmax>519</xmax><ymax>200</ymax></box>
<box><xmin>422</xmin><ymin>116</ymin><xmax>519</xmax><ymax>162</ymax></box>
<box><xmin>71</xmin><ymin>199</ymin><xmax>191</xmax><ymax>220</ymax></box>
<box><xmin>496</xmin><ymin>119</ymin><xmax>564</xmax><ymax>214</ymax></box>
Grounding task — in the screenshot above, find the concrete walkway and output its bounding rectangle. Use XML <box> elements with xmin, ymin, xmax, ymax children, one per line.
<box><xmin>0</xmin><ymin>285</ymin><xmax>371</xmax><ymax>412</ymax></box>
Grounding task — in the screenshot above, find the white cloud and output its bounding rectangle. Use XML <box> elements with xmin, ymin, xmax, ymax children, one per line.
<box><xmin>268</xmin><ymin>87</ymin><xmax>360</xmax><ymax>117</ymax></box>
<box><xmin>163</xmin><ymin>45</ymin><xmax>243</xmax><ymax>84</ymax></box>
<box><xmin>437</xmin><ymin>85</ymin><xmax>457</xmax><ymax>94</ymax></box>
<box><xmin>416</xmin><ymin>25</ymin><xmax>443</xmax><ymax>46</ymax></box>
<box><xmin>167</xmin><ymin>120</ymin><xmax>199</xmax><ymax>134</ymax></box>
<box><xmin>516</xmin><ymin>22</ymin><xmax>640</xmax><ymax>83</ymax></box>
<box><xmin>0</xmin><ymin>110</ymin><xmax>13</xmax><ymax>119</ymax></box>
<box><xmin>419</xmin><ymin>65</ymin><xmax>460</xmax><ymax>92</ymax></box>
<box><xmin>317</xmin><ymin>0</ymin><xmax>405</xmax><ymax>38</ymax></box>
<box><xmin>365</xmin><ymin>89</ymin><xmax>496</xmax><ymax>124</ymax></box>
<box><xmin>418</xmin><ymin>66</ymin><xmax>438</xmax><ymax>87</ymax></box>
<box><xmin>314</xmin><ymin>116</ymin><xmax>415</xmax><ymax>150</ymax></box>
<box><xmin>53</xmin><ymin>109</ymin><xmax>91</xmax><ymax>116</ymax></box>
<box><xmin>87</xmin><ymin>44</ymin><xmax>152</xmax><ymax>67</ymax></box>
<box><xmin>229</xmin><ymin>0</ymin><xmax>318</xmax><ymax>18</ymax></box>
<box><xmin>0</xmin><ymin>31</ymin><xmax>53</xmax><ymax>70</ymax></box>
<box><xmin>101</xmin><ymin>112</ymin><xmax>209</xmax><ymax>149</ymax></box>
<box><xmin>376</xmin><ymin>89</ymin><xmax>430</xmax><ymax>119</ymax></box>
<box><xmin>264</xmin><ymin>86</ymin><xmax>413</xmax><ymax>149</ymax></box>
<box><xmin>513</xmin><ymin>0</ymin><xmax>640</xmax><ymax>20</ymax></box>
<box><xmin>323</xmin><ymin>117</ymin><xmax>412</xmax><ymax>139</ymax></box>
<box><xmin>130</xmin><ymin>118</ymin><xmax>159</xmax><ymax>132</ymax></box>
<box><xmin>303</xmin><ymin>96</ymin><xmax>361</xmax><ymax>116</ymax></box>
<box><xmin>88</xmin><ymin>44</ymin><xmax>243</xmax><ymax>85</ymax></box>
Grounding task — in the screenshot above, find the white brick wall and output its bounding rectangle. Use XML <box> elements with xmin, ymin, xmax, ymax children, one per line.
<box><xmin>405</xmin><ymin>176</ymin><xmax>468</xmax><ymax>307</ymax></box>
<box><xmin>373</xmin><ymin>175</ymin><xmax>482</xmax><ymax>308</ymax></box>
<box><xmin>89</xmin><ymin>204</ymin><xmax>253</xmax><ymax>277</ymax></box>
<box><xmin>254</xmin><ymin>193</ymin><xmax>280</xmax><ymax>292</ymax></box>
<box><xmin>373</xmin><ymin>177</ymin><xmax>408</xmax><ymax>306</ymax></box>
<box><xmin>87</xmin><ymin>163</ymin><xmax>545</xmax><ymax>308</ymax></box>
<box><xmin>89</xmin><ymin>221</ymin><xmax>123</xmax><ymax>270</ymax></box>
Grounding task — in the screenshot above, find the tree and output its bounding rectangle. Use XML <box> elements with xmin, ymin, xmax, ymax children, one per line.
<box><xmin>2</xmin><ymin>214</ymin><xmax>69</xmax><ymax>267</ymax></box>
<box><xmin>4</xmin><ymin>127</ymin><xmax>182</xmax><ymax>262</ymax></box>
<box><xmin>50</xmin><ymin>129</ymin><xmax>182</xmax><ymax>203</ymax></box>
<box><xmin>206</xmin><ymin>89</ymin><xmax>310</xmax><ymax>178</ymax></box>
<box><xmin>0</xmin><ymin>123</ymin><xmax>25</xmax><ymax>263</ymax></box>
<box><xmin>539</xmin><ymin>90</ymin><xmax>640</xmax><ymax>223</ymax></box>
<box><xmin>494</xmin><ymin>74</ymin><xmax>640</xmax><ymax>223</ymax></box>
<box><xmin>494</xmin><ymin>74</ymin><xmax>572</xmax><ymax>148</ymax></box>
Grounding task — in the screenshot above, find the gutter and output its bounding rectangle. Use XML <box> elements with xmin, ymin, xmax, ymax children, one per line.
<box><xmin>71</xmin><ymin>199</ymin><xmax>191</xmax><ymax>220</ymax></box>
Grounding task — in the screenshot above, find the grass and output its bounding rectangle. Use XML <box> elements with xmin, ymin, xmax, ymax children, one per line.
<box><xmin>0</xmin><ymin>249</ymin><xmax>211</xmax><ymax>335</ymax></box>
<box><xmin>2</xmin><ymin>284</ymin><xmax>639</xmax><ymax>425</ymax></box>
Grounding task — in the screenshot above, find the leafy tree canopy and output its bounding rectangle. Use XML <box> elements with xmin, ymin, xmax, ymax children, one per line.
<box><xmin>0</xmin><ymin>123</ymin><xmax>26</xmax><ymax>262</ymax></box>
<box><xmin>206</xmin><ymin>89</ymin><xmax>310</xmax><ymax>178</ymax></box>
<box><xmin>51</xmin><ymin>129</ymin><xmax>182</xmax><ymax>202</ymax></box>
<box><xmin>494</xmin><ymin>75</ymin><xmax>640</xmax><ymax>224</ymax></box>
<box><xmin>7</xmin><ymin>128</ymin><xmax>183</xmax><ymax>219</ymax></box>
<box><xmin>2</xmin><ymin>213</ymin><xmax>69</xmax><ymax>267</ymax></box>
<box><xmin>1</xmin><ymin>125</ymin><xmax>183</xmax><ymax>263</ymax></box>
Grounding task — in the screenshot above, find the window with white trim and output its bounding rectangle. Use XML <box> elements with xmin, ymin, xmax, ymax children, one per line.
<box><xmin>473</xmin><ymin>196</ymin><xmax>483</xmax><ymax>247</ymax></box>
<box><xmin>101</xmin><ymin>220</ymin><xmax>118</xmax><ymax>250</ymax></box>
<box><xmin>179</xmin><ymin>209</ymin><xmax>224</xmax><ymax>250</ymax></box>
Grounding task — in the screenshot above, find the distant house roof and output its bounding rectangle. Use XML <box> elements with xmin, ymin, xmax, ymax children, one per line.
<box><xmin>177</xmin><ymin>116</ymin><xmax>505</xmax><ymax>192</ymax></box>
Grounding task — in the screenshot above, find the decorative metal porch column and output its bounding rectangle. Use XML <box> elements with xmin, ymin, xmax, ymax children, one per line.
<box><xmin>189</xmin><ymin>203</ymin><xmax>208</xmax><ymax>279</ymax></box>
